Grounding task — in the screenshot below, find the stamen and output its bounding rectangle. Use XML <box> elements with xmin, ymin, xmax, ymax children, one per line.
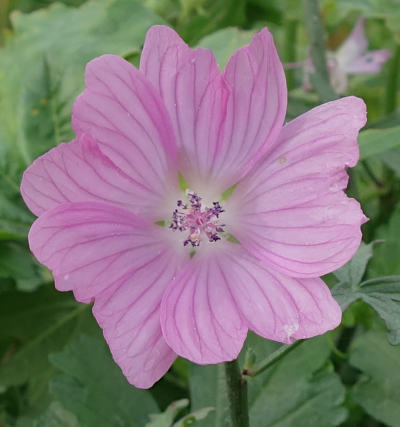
<box><xmin>169</xmin><ymin>190</ymin><xmax>225</xmax><ymax>247</ymax></box>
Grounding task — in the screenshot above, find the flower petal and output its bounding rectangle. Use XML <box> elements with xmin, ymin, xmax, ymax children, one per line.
<box><xmin>335</xmin><ymin>18</ymin><xmax>391</xmax><ymax>75</ymax></box>
<box><xmin>227</xmin><ymin>96</ymin><xmax>367</xmax><ymax>278</ymax></box>
<box><xmin>21</xmin><ymin>134</ymin><xmax>160</xmax><ymax>218</ymax></box>
<box><xmin>336</xmin><ymin>18</ymin><xmax>368</xmax><ymax>69</ymax></box>
<box><xmin>216</xmin><ymin>28</ymin><xmax>287</xmax><ymax>185</ymax></box>
<box><xmin>221</xmin><ymin>245</ymin><xmax>341</xmax><ymax>343</ymax></box>
<box><xmin>29</xmin><ymin>201</ymin><xmax>188</xmax><ymax>388</ymax></box>
<box><xmin>160</xmin><ymin>249</ymin><xmax>248</xmax><ymax>364</ymax></box>
<box><xmin>343</xmin><ymin>50</ymin><xmax>392</xmax><ymax>74</ymax></box>
<box><xmin>140</xmin><ymin>26</ymin><xmax>287</xmax><ymax>192</ymax></box>
<box><xmin>72</xmin><ymin>54</ymin><xmax>178</xmax><ymax>203</ymax></box>
<box><xmin>93</xmin><ymin>247</ymin><xmax>183</xmax><ymax>389</ymax></box>
<box><xmin>28</xmin><ymin>201</ymin><xmax>187</xmax><ymax>302</ymax></box>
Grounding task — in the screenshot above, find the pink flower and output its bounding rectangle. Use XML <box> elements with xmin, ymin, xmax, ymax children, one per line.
<box><xmin>304</xmin><ymin>18</ymin><xmax>392</xmax><ymax>93</ymax></box>
<box><xmin>21</xmin><ymin>26</ymin><xmax>367</xmax><ymax>389</ymax></box>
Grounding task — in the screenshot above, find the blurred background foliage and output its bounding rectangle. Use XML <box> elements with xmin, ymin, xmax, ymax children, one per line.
<box><xmin>0</xmin><ymin>0</ymin><xmax>400</xmax><ymax>426</ymax></box>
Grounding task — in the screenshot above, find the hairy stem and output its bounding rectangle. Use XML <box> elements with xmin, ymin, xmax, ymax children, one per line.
<box><xmin>302</xmin><ymin>0</ymin><xmax>337</xmax><ymax>102</ymax></box>
<box><xmin>224</xmin><ymin>359</ymin><xmax>249</xmax><ymax>427</ymax></box>
<box><xmin>284</xmin><ymin>19</ymin><xmax>299</xmax><ymax>90</ymax></box>
<box><xmin>384</xmin><ymin>44</ymin><xmax>400</xmax><ymax>114</ymax></box>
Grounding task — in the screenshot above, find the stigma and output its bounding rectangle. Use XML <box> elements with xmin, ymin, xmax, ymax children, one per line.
<box><xmin>169</xmin><ymin>190</ymin><xmax>225</xmax><ymax>247</ymax></box>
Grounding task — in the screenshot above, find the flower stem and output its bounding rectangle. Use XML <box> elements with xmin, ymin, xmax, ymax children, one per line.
<box><xmin>224</xmin><ymin>359</ymin><xmax>249</xmax><ymax>427</ymax></box>
<box><xmin>301</xmin><ymin>0</ymin><xmax>337</xmax><ymax>102</ymax></box>
<box><xmin>243</xmin><ymin>340</ymin><xmax>303</xmax><ymax>378</ymax></box>
<box><xmin>384</xmin><ymin>44</ymin><xmax>400</xmax><ymax>114</ymax></box>
<box><xmin>283</xmin><ymin>19</ymin><xmax>299</xmax><ymax>90</ymax></box>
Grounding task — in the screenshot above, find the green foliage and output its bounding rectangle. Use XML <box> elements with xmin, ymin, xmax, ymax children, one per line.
<box><xmin>0</xmin><ymin>241</ymin><xmax>44</xmax><ymax>291</ymax></box>
<box><xmin>48</xmin><ymin>335</ymin><xmax>158</xmax><ymax>427</ymax></box>
<box><xmin>0</xmin><ymin>287</ymin><xmax>96</xmax><ymax>414</ymax></box>
<box><xmin>146</xmin><ymin>398</ymin><xmax>214</xmax><ymax>426</ymax></box>
<box><xmin>190</xmin><ymin>335</ymin><xmax>346</xmax><ymax>427</ymax></box>
<box><xmin>333</xmin><ymin>243</ymin><xmax>400</xmax><ymax>345</ymax></box>
<box><xmin>369</xmin><ymin>204</ymin><xmax>400</xmax><ymax>276</ymax></box>
<box><xmin>197</xmin><ymin>28</ymin><xmax>255</xmax><ymax>68</ymax></box>
<box><xmin>359</xmin><ymin>126</ymin><xmax>400</xmax><ymax>160</ymax></box>
<box><xmin>33</xmin><ymin>402</ymin><xmax>80</xmax><ymax>427</ymax></box>
<box><xmin>349</xmin><ymin>331</ymin><xmax>400</xmax><ymax>427</ymax></box>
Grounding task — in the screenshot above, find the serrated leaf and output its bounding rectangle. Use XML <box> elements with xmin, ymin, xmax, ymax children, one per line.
<box><xmin>49</xmin><ymin>335</ymin><xmax>158</xmax><ymax>427</ymax></box>
<box><xmin>333</xmin><ymin>276</ymin><xmax>400</xmax><ymax>344</ymax></box>
<box><xmin>349</xmin><ymin>331</ymin><xmax>400</xmax><ymax>427</ymax></box>
<box><xmin>334</xmin><ymin>242</ymin><xmax>374</xmax><ymax>286</ymax></box>
<box><xmin>190</xmin><ymin>334</ymin><xmax>347</xmax><ymax>427</ymax></box>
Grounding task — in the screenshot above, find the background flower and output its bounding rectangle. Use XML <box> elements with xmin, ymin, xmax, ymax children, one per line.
<box><xmin>304</xmin><ymin>18</ymin><xmax>392</xmax><ymax>93</ymax></box>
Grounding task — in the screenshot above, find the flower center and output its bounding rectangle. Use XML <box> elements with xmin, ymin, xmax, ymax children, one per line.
<box><xmin>169</xmin><ymin>190</ymin><xmax>225</xmax><ymax>247</ymax></box>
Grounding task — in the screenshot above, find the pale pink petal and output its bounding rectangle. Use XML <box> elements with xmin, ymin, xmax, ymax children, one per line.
<box><xmin>21</xmin><ymin>134</ymin><xmax>160</xmax><ymax>219</ymax></box>
<box><xmin>93</xmin><ymin>247</ymin><xmax>184</xmax><ymax>389</ymax></box>
<box><xmin>227</xmin><ymin>96</ymin><xmax>367</xmax><ymax>278</ymax></box>
<box><xmin>215</xmin><ymin>28</ymin><xmax>287</xmax><ymax>186</ymax></box>
<box><xmin>336</xmin><ymin>18</ymin><xmax>368</xmax><ymax>69</ymax></box>
<box><xmin>336</xmin><ymin>18</ymin><xmax>392</xmax><ymax>75</ymax></box>
<box><xmin>28</xmin><ymin>201</ymin><xmax>187</xmax><ymax>302</ymax></box>
<box><xmin>140</xmin><ymin>26</ymin><xmax>287</xmax><ymax>192</ymax></box>
<box><xmin>343</xmin><ymin>49</ymin><xmax>392</xmax><ymax>74</ymax></box>
<box><xmin>160</xmin><ymin>249</ymin><xmax>248</xmax><ymax>364</ymax></box>
<box><xmin>29</xmin><ymin>201</ymin><xmax>188</xmax><ymax>388</ymax></box>
<box><xmin>221</xmin><ymin>244</ymin><xmax>341</xmax><ymax>343</ymax></box>
<box><xmin>72</xmin><ymin>54</ymin><xmax>178</xmax><ymax>203</ymax></box>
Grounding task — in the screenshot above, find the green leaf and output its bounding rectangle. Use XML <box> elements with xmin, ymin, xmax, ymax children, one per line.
<box><xmin>0</xmin><ymin>287</ymin><xmax>95</xmax><ymax>410</ymax></box>
<box><xmin>189</xmin><ymin>363</ymin><xmax>229</xmax><ymax>427</ymax></box>
<box><xmin>145</xmin><ymin>398</ymin><xmax>213</xmax><ymax>427</ymax></box>
<box><xmin>349</xmin><ymin>331</ymin><xmax>400</xmax><ymax>427</ymax></box>
<box><xmin>369</xmin><ymin>204</ymin><xmax>400</xmax><ymax>276</ymax></box>
<box><xmin>176</xmin><ymin>0</ymin><xmax>246</xmax><ymax>44</ymax></box>
<box><xmin>0</xmin><ymin>241</ymin><xmax>44</xmax><ymax>291</ymax></box>
<box><xmin>197</xmin><ymin>28</ymin><xmax>255</xmax><ymax>69</ymax></box>
<box><xmin>49</xmin><ymin>335</ymin><xmax>158</xmax><ymax>427</ymax></box>
<box><xmin>0</xmin><ymin>0</ymin><xmax>162</xmax><ymax>169</ymax></box>
<box><xmin>359</xmin><ymin>126</ymin><xmax>400</xmax><ymax>160</ymax></box>
<box><xmin>0</xmin><ymin>181</ymin><xmax>34</xmax><ymax>239</ymax></box>
<box><xmin>334</xmin><ymin>0</ymin><xmax>400</xmax><ymax>42</ymax></box>
<box><xmin>190</xmin><ymin>335</ymin><xmax>347</xmax><ymax>427</ymax></box>
<box><xmin>173</xmin><ymin>406</ymin><xmax>214</xmax><ymax>427</ymax></box>
<box><xmin>146</xmin><ymin>399</ymin><xmax>189</xmax><ymax>427</ymax></box>
<box><xmin>33</xmin><ymin>402</ymin><xmax>80</xmax><ymax>427</ymax></box>
<box><xmin>333</xmin><ymin>276</ymin><xmax>400</xmax><ymax>344</ymax></box>
<box><xmin>334</xmin><ymin>242</ymin><xmax>374</xmax><ymax>287</ymax></box>
<box><xmin>0</xmin><ymin>0</ymin><xmax>162</xmax><ymax>243</ymax></box>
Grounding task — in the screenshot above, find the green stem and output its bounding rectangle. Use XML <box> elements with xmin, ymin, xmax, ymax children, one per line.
<box><xmin>224</xmin><ymin>359</ymin><xmax>249</xmax><ymax>427</ymax></box>
<box><xmin>244</xmin><ymin>340</ymin><xmax>303</xmax><ymax>378</ymax></box>
<box><xmin>301</xmin><ymin>0</ymin><xmax>337</xmax><ymax>102</ymax></box>
<box><xmin>384</xmin><ymin>44</ymin><xmax>400</xmax><ymax>114</ymax></box>
<box><xmin>284</xmin><ymin>19</ymin><xmax>299</xmax><ymax>90</ymax></box>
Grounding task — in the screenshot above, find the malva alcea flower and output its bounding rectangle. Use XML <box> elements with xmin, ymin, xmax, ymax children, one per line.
<box><xmin>21</xmin><ymin>26</ymin><xmax>367</xmax><ymax>389</ymax></box>
<box><xmin>304</xmin><ymin>18</ymin><xmax>392</xmax><ymax>93</ymax></box>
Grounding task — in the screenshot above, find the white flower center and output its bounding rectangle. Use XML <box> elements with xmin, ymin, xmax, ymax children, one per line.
<box><xmin>169</xmin><ymin>190</ymin><xmax>225</xmax><ymax>247</ymax></box>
